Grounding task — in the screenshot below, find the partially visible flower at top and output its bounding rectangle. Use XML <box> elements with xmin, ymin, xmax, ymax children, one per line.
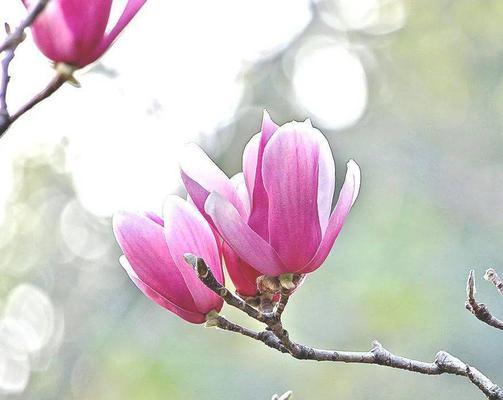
<box><xmin>113</xmin><ymin>196</ymin><xmax>224</xmax><ymax>324</ymax></box>
<box><xmin>22</xmin><ymin>0</ymin><xmax>147</xmax><ymax>69</ymax></box>
<box><xmin>181</xmin><ymin>111</ymin><xmax>361</xmax><ymax>280</ymax></box>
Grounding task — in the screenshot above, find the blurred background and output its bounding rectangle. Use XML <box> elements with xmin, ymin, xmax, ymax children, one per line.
<box><xmin>0</xmin><ymin>0</ymin><xmax>503</xmax><ymax>398</ymax></box>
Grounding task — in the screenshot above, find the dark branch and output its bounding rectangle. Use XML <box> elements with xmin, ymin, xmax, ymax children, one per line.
<box><xmin>0</xmin><ymin>0</ymin><xmax>70</xmax><ymax>138</ymax></box>
<box><xmin>274</xmin><ymin>287</ymin><xmax>291</xmax><ymax>319</ymax></box>
<box><xmin>214</xmin><ymin>315</ymin><xmax>288</xmax><ymax>353</ymax></box>
<box><xmin>191</xmin><ymin>256</ymin><xmax>503</xmax><ymax>399</ymax></box>
<box><xmin>0</xmin><ymin>0</ymin><xmax>49</xmax><ymax>53</ymax></box>
<box><xmin>184</xmin><ymin>253</ymin><xmax>273</xmax><ymax>323</ymax></box>
<box><xmin>8</xmin><ymin>74</ymin><xmax>66</xmax><ymax>124</ymax></box>
<box><xmin>466</xmin><ymin>270</ymin><xmax>503</xmax><ymax>331</ymax></box>
<box><xmin>467</xmin><ymin>366</ymin><xmax>503</xmax><ymax>400</ymax></box>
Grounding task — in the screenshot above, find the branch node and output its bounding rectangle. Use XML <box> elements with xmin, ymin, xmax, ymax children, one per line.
<box><xmin>204</xmin><ymin>310</ymin><xmax>220</xmax><ymax>328</ymax></box>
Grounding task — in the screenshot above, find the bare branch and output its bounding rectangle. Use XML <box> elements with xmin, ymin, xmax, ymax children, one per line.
<box><xmin>274</xmin><ymin>287</ymin><xmax>291</xmax><ymax>319</ymax></box>
<box><xmin>0</xmin><ymin>44</ymin><xmax>15</xmax><ymax>124</ymax></box>
<box><xmin>191</xmin><ymin>257</ymin><xmax>503</xmax><ymax>399</ymax></box>
<box><xmin>184</xmin><ymin>253</ymin><xmax>273</xmax><ymax>323</ymax></box>
<box><xmin>215</xmin><ymin>312</ymin><xmax>503</xmax><ymax>399</ymax></box>
<box><xmin>466</xmin><ymin>270</ymin><xmax>503</xmax><ymax>331</ymax></box>
<box><xmin>8</xmin><ymin>75</ymin><xmax>66</xmax><ymax>123</ymax></box>
<box><xmin>467</xmin><ymin>366</ymin><xmax>503</xmax><ymax>400</ymax></box>
<box><xmin>0</xmin><ymin>0</ymin><xmax>70</xmax><ymax>138</ymax></box>
<box><xmin>484</xmin><ymin>269</ymin><xmax>503</xmax><ymax>297</ymax></box>
<box><xmin>0</xmin><ymin>0</ymin><xmax>49</xmax><ymax>53</ymax></box>
<box><xmin>214</xmin><ymin>315</ymin><xmax>287</xmax><ymax>353</ymax></box>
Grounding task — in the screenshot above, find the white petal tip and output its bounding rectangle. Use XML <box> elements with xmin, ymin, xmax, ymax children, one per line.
<box><xmin>346</xmin><ymin>160</ymin><xmax>361</xmax><ymax>204</ymax></box>
<box><xmin>119</xmin><ymin>255</ymin><xmax>137</xmax><ymax>278</ymax></box>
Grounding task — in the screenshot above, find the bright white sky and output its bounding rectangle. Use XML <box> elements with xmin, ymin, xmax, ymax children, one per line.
<box><xmin>0</xmin><ymin>0</ymin><xmax>405</xmax><ymax>218</ymax></box>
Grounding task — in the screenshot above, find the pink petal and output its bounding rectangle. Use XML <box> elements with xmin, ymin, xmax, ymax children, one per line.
<box><xmin>315</xmin><ymin>126</ymin><xmax>336</xmax><ymax>234</ymax></box>
<box><xmin>180</xmin><ymin>143</ymin><xmax>247</xmax><ymax>221</ymax></box>
<box><xmin>24</xmin><ymin>0</ymin><xmax>115</xmax><ymax>66</ymax></box>
<box><xmin>205</xmin><ymin>192</ymin><xmax>285</xmax><ymax>276</ymax></box>
<box><xmin>59</xmin><ymin>0</ymin><xmax>113</xmax><ymax>66</ymax></box>
<box><xmin>299</xmin><ymin>160</ymin><xmax>361</xmax><ymax>274</ymax></box>
<box><xmin>23</xmin><ymin>0</ymin><xmax>77</xmax><ymax>63</ymax></box>
<box><xmin>246</xmin><ymin>111</ymin><xmax>279</xmax><ymax>239</ymax></box>
<box><xmin>143</xmin><ymin>211</ymin><xmax>164</xmax><ymax>226</ymax></box>
<box><xmin>120</xmin><ymin>257</ymin><xmax>206</xmax><ymax>324</ymax></box>
<box><xmin>163</xmin><ymin>196</ymin><xmax>223</xmax><ymax>315</ymax></box>
<box><xmin>92</xmin><ymin>0</ymin><xmax>147</xmax><ymax>64</ymax></box>
<box><xmin>230</xmin><ymin>172</ymin><xmax>250</xmax><ymax>217</ymax></box>
<box><xmin>242</xmin><ymin>132</ymin><xmax>260</xmax><ymax>204</ymax></box>
<box><xmin>261</xmin><ymin>121</ymin><xmax>323</xmax><ymax>269</ymax></box>
<box><xmin>222</xmin><ymin>243</ymin><xmax>261</xmax><ymax>297</ymax></box>
<box><xmin>113</xmin><ymin>211</ymin><xmax>196</xmax><ymax>312</ymax></box>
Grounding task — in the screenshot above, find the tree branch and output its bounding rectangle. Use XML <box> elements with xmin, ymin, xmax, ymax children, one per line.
<box><xmin>484</xmin><ymin>269</ymin><xmax>503</xmax><ymax>297</ymax></box>
<box><xmin>189</xmin><ymin>256</ymin><xmax>503</xmax><ymax>399</ymax></box>
<box><xmin>213</xmin><ymin>315</ymin><xmax>288</xmax><ymax>353</ymax></box>
<box><xmin>0</xmin><ymin>0</ymin><xmax>70</xmax><ymax>138</ymax></box>
<box><xmin>466</xmin><ymin>270</ymin><xmax>503</xmax><ymax>331</ymax></box>
<box><xmin>185</xmin><ymin>254</ymin><xmax>273</xmax><ymax>323</ymax></box>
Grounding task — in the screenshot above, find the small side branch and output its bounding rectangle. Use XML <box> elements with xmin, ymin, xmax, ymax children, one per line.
<box><xmin>0</xmin><ymin>0</ymin><xmax>69</xmax><ymax>138</ymax></box>
<box><xmin>184</xmin><ymin>254</ymin><xmax>273</xmax><ymax>323</ymax></box>
<box><xmin>0</xmin><ymin>39</ymin><xmax>14</xmax><ymax>125</ymax></box>
<box><xmin>484</xmin><ymin>269</ymin><xmax>503</xmax><ymax>297</ymax></box>
<box><xmin>214</xmin><ymin>315</ymin><xmax>288</xmax><ymax>353</ymax></box>
<box><xmin>0</xmin><ymin>0</ymin><xmax>50</xmax><ymax>54</ymax></box>
<box><xmin>466</xmin><ymin>270</ymin><xmax>503</xmax><ymax>331</ymax></box>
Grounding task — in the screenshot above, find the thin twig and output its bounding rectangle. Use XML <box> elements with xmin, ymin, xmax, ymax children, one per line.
<box><xmin>0</xmin><ymin>0</ymin><xmax>49</xmax><ymax>53</ymax></box>
<box><xmin>0</xmin><ymin>43</ymin><xmax>14</xmax><ymax>125</ymax></box>
<box><xmin>274</xmin><ymin>288</ymin><xmax>290</xmax><ymax>319</ymax></box>
<box><xmin>190</xmin><ymin>256</ymin><xmax>503</xmax><ymax>399</ymax></box>
<box><xmin>0</xmin><ymin>73</ymin><xmax>66</xmax><ymax>137</ymax></box>
<box><xmin>214</xmin><ymin>316</ymin><xmax>288</xmax><ymax>353</ymax></box>
<box><xmin>484</xmin><ymin>269</ymin><xmax>503</xmax><ymax>297</ymax></box>
<box><xmin>185</xmin><ymin>254</ymin><xmax>273</xmax><ymax>323</ymax></box>
<box><xmin>466</xmin><ymin>270</ymin><xmax>503</xmax><ymax>331</ymax></box>
<box><xmin>8</xmin><ymin>74</ymin><xmax>66</xmax><ymax>124</ymax></box>
<box><xmin>0</xmin><ymin>0</ymin><xmax>69</xmax><ymax>138</ymax></box>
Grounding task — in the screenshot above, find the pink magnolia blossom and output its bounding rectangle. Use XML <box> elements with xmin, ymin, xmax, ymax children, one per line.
<box><xmin>222</xmin><ymin>173</ymin><xmax>263</xmax><ymax>296</ymax></box>
<box><xmin>181</xmin><ymin>112</ymin><xmax>361</xmax><ymax>279</ymax></box>
<box><xmin>22</xmin><ymin>0</ymin><xmax>147</xmax><ymax>68</ymax></box>
<box><xmin>113</xmin><ymin>196</ymin><xmax>224</xmax><ymax>324</ymax></box>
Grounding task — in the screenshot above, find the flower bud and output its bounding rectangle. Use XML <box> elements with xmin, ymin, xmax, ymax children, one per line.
<box><xmin>113</xmin><ymin>196</ymin><xmax>224</xmax><ymax>324</ymax></box>
<box><xmin>22</xmin><ymin>0</ymin><xmax>147</xmax><ymax>68</ymax></box>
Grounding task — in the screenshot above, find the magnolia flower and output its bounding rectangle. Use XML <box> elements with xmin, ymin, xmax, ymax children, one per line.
<box><xmin>113</xmin><ymin>196</ymin><xmax>224</xmax><ymax>324</ymax></box>
<box><xmin>22</xmin><ymin>0</ymin><xmax>147</xmax><ymax>68</ymax></box>
<box><xmin>181</xmin><ymin>112</ymin><xmax>361</xmax><ymax>279</ymax></box>
<box><xmin>222</xmin><ymin>173</ymin><xmax>263</xmax><ymax>297</ymax></box>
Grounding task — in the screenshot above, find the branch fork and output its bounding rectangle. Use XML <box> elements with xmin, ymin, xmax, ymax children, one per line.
<box><xmin>466</xmin><ymin>269</ymin><xmax>503</xmax><ymax>331</ymax></box>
